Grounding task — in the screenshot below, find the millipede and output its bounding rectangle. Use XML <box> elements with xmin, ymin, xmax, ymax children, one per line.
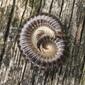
<box><xmin>18</xmin><ymin>13</ymin><xmax>65</xmax><ymax>69</ymax></box>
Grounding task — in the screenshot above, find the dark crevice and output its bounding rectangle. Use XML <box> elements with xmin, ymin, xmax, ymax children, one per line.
<box><xmin>49</xmin><ymin>0</ymin><xmax>54</xmax><ymax>14</ymax></box>
<box><xmin>78</xmin><ymin>17</ymin><xmax>85</xmax><ymax>83</ymax></box>
<box><xmin>43</xmin><ymin>70</ymin><xmax>49</xmax><ymax>85</ymax></box>
<box><xmin>71</xmin><ymin>18</ymin><xmax>85</xmax><ymax>71</ymax></box>
<box><xmin>12</xmin><ymin>0</ymin><xmax>29</xmax><ymax>68</ymax></box>
<box><xmin>0</xmin><ymin>0</ymin><xmax>3</xmax><ymax>7</ymax></box>
<box><xmin>48</xmin><ymin>68</ymin><xmax>57</xmax><ymax>85</ymax></box>
<box><xmin>17</xmin><ymin>61</ymin><xmax>27</xmax><ymax>85</ymax></box>
<box><xmin>65</xmin><ymin>0</ymin><xmax>78</xmax><ymax>82</ymax></box>
<box><xmin>37</xmin><ymin>0</ymin><xmax>42</xmax><ymax>14</ymax></box>
<box><xmin>30</xmin><ymin>0</ymin><xmax>35</xmax><ymax>15</ymax></box>
<box><xmin>19</xmin><ymin>0</ymin><xmax>29</xmax><ymax>27</ymax></box>
<box><xmin>69</xmin><ymin>7</ymin><xmax>85</xmax><ymax>82</ymax></box>
<box><xmin>31</xmin><ymin>66</ymin><xmax>38</xmax><ymax>85</ymax></box>
<box><xmin>12</xmin><ymin>0</ymin><xmax>29</xmax><ymax>50</ymax></box>
<box><xmin>15</xmin><ymin>2</ymin><xmax>34</xmax><ymax>82</ymax></box>
<box><xmin>78</xmin><ymin>55</ymin><xmax>85</xmax><ymax>84</ymax></box>
<box><xmin>56</xmin><ymin>66</ymin><xmax>62</xmax><ymax>85</ymax></box>
<box><xmin>17</xmin><ymin>53</ymin><xmax>22</xmax><ymax>66</ymax></box>
<box><xmin>31</xmin><ymin>71</ymin><xmax>35</xmax><ymax>85</ymax></box>
<box><xmin>42</xmin><ymin>0</ymin><xmax>45</xmax><ymax>10</ymax></box>
<box><xmin>61</xmin><ymin>62</ymin><xmax>70</xmax><ymax>85</ymax></box>
<box><xmin>68</xmin><ymin>0</ymin><xmax>76</xmax><ymax>29</ymax></box>
<box><xmin>0</xmin><ymin>0</ymin><xmax>16</xmax><ymax>66</ymax></box>
<box><xmin>59</xmin><ymin>0</ymin><xmax>64</xmax><ymax>18</ymax></box>
<box><xmin>79</xmin><ymin>16</ymin><xmax>85</xmax><ymax>43</ymax></box>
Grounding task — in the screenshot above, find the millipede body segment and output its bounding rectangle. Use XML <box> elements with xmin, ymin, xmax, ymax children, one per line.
<box><xmin>19</xmin><ymin>14</ymin><xmax>65</xmax><ymax>69</ymax></box>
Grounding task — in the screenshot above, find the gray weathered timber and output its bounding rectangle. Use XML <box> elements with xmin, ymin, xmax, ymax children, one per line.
<box><xmin>0</xmin><ymin>0</ymin><xmax>85</xmax><ymax>85</ymax></box>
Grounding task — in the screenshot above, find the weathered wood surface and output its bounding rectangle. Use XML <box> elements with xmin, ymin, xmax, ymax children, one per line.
<box><xmin>0</xmin><ymin>0</ymin><xmax>85</xmax><ymax>85</ymax></box>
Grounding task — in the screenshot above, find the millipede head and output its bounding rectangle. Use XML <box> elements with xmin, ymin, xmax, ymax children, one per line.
<box><xmin>19</xmin><ymin>14</ymin><xmax>65</xmax><ymax>69</ymax></box>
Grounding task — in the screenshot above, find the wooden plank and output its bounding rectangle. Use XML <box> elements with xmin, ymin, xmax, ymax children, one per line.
<box><xmin>0</xmin><ymin>0</ymin><xmax>85</xmax><ymax>85</ymax></box>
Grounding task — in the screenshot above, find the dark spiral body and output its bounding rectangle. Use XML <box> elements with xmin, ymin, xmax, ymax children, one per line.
<box><xmin>19</xmin><ymin>14</ymin><xmax>65</xmax><ymax>69</ymax></box>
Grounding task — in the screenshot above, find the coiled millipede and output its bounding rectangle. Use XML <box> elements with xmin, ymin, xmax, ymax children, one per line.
<box><xmin>19</xmin><ymin>14</ymin><xmax>65</xmax><ymax>69</ymax></box>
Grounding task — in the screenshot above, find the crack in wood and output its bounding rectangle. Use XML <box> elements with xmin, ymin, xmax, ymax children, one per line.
<box><xmin>0</xmin><ymin>0</ymin><xmax>16</xmax><ymax>66</ymax></box>
<box><xmin>59</xmin><ymin>0</ymin><xmax>64</xmax><ymax>18</ymax></box>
